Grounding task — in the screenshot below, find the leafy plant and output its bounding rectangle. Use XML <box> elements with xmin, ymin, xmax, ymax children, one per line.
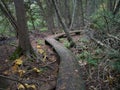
<box><xmin>112</xmin><ymin>61</ymin><xmax>120</xmax><ymax>72</ymax></box>
<box><xmin>87</xmin><ymin>58</ymin><xmax>98</xmax><ymax>66</ymax></box>
<box><xmin>10</xmin><ymin>47</ymin><xmax>22</xmax><ymax>60</ymax></box>
<box><xmin>37</xmin><ymin>39</ymin><xmax>44</xmax><ymax>45</ymax></box>
<box><xmin>79</xmin><ymin>37</ymin><xmax>89</xmax><ymax>43</ymax></box>
<box><xmin>77</xmin><ymin>50</ymin><xmax>99</xmax><ymax>66</ymax></box>
<box><xmin>94</xmin><ymin>48</ymin><xmax>103</xmax><ymax>55</ymax></box>
<box><xmin>59</xmin><ymin>38</ymin><xmax>71</xmax><ymax>48</ymax></box>
<box><xmin>90</xmin><ymin>7</ymin><xmax>113</xmax><ymax>31</ymax></box>
<box><xmin>40</xmin><ymin>27</ymin><xmax>47</xmax><ymax>32</ymax></box>
<box><xmin>77</xmin><ymin>51</ymin><xmax>90</xmax><ymax>59</ymax></box>
<box><xmin>0</xmin><ymin>16</ymin><xmax>15</xmax><ymax>36</ymax></box>
<box><xmin>63</xmin><ymin>40</ymin><xmax>70</xmax><ymax>48</ymax></box>
<box><xmin>108</xmin><ymin>50</ymin><xmax>120</xmax><ymax>72</ymax></box>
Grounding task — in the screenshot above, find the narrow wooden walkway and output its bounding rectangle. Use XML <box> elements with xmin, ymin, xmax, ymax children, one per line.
<box><xmin>45</xmin><ymin>31</ymin><xmax>85</xmax><ymax>90</ymax></box>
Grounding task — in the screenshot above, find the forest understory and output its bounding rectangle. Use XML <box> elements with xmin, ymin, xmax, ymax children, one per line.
<box><xmin>0</xmin><ymin>30</ymin><xmax>119</xmax><ymax>90</ymax></box>
<box><xmin>0</xmin><ymin>0</ymin><xmax>120</xmax><ymax>90</ymax></box>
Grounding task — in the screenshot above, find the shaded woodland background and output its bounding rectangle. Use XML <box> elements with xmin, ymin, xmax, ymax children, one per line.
<box><xmin>0</xmin><ymin>0</ymin><xmax>120</xmax><ymax>90</ymax></box>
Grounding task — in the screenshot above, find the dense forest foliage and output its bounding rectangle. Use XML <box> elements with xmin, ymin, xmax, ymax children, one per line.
<box><xmin>0</xmin><ymin>0</ymin><xmax>120</xmax><ymax>90</ymax></box>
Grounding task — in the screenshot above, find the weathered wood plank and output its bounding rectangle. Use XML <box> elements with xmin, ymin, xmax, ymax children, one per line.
<box><xmin>50</xmin><ymin>30</ymin><xmax>83</xmax><ymax>39</ymax></box>
<box><xmin>45</xmin><ymin>36</ymin><xmax>85</xmax><ymax>90</ymax></box>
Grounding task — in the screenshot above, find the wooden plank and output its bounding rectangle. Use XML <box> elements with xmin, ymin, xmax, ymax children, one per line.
<box><xmin>50</xmin><ymin>30</ymin><xmax>83</xmax><ymax>39</ymax></box>
<box><xmin>45</xmin><ymin>36</ymin><xmax>85</xmax><ymax>90</ymax></box>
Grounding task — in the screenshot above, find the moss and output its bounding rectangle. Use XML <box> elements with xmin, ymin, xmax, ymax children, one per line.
<box><xmin>9</xmin><ymin>45</ymin><xmax>37</xmax><ymax>61</ymax></box>
<box><xmin>9</xmin><ymin>46</ymin><xmax>23</xmax><ymax>60</ymax></box>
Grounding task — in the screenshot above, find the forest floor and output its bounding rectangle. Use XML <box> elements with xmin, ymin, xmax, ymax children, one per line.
<box><xmin>0</xmin><ymin>31</ymin><xmax>59</xmax><ymax>90</ymax></box>
<box><xmin>0</xmin><ymin>30</ymin><xmax>119</xmax><ymax>90</ymax></box>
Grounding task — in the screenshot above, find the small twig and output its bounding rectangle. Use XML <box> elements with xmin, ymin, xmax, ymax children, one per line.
<box><xmin>41</xmin><ymin>61</ymin><xmax>56</xmax><ymax>67</ymax></box>
<box><xmin>90</xmin><ymin>36</ymin><xmax>108</xmax><ymax>48</ymax></box>
<box><xmin>9</xmin><ymin>43</ymin><xmax>17</xmax><ymax>47</ymax></box>
<box><xmin>107</xmin><ymin>33</ymin><xmax>120</xmax><ymax>41</ymax></box>
<box><xmin>41</xmin><ymin>65</ymin><xmax>55</xmax><ymax>70</ymax></box>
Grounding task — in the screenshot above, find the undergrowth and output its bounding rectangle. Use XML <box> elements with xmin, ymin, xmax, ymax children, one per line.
<box><xmin>74</xmin><ymin>36</ymin><xmax>120</xmax><ymax>90</ymax></box>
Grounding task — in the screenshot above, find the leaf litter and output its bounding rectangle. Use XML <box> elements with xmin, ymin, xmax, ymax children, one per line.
<box><xmin>0</xmin><ymin>31</ymin><xmax>59</xmax><ymax>90</ymax></box>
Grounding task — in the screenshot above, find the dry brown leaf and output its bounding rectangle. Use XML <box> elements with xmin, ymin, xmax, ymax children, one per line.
<box><xmin>18</xmin><ymin>70</ymin><xmax>26</xmax><ymax>77</ymax></box>
<box><xmin>33</xmin><ymin>67</ymin><xmax>41</xmax><ymax>73</ymax></box>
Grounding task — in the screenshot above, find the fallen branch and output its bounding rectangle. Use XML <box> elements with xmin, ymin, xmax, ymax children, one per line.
<box><xmin>50</xmin><ymin>30</ymin><xmax>83</xmax><ymax>39</ymax></box>
<box><xmin>87</xmin><ymin>29</ymin><xmax>118</xmax><ymax>52</ymax></box>
<box><xmin>107</xmin><ymin>33</ymin><xmax>120</xmax><ymax>41</ymax></box>
<box><xmin>90</xmin><ymin>36</ymin><xmax>108</xmax><ymax>48</ymax></box>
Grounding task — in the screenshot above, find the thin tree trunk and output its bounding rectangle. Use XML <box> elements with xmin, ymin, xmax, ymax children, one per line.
<box><xmin>113</xmin><ymin>0</ymin><xmax>120</xmax><ymax>15</ymax></box>
<box><xmin>107</xmin><ymin>0</ymin><xmax>113</xmax><ymax>12</ymax></box>
<box><xmin>46</xmin><ymin>16</ymin><xmax>54</xmax><ymax>33</ymax></box>
<box><xmin>73</xmin><ymin>0</ymin><xmax>85</xmax><ymax>29</ymax></box>
<box><xmin>36</xmin><ymin>0</ymin><xmax>55</xmax><ymax>34</ymax></box>
<box><xmin>64</xmin><ymin>0</ymin><xmax>71</xmax><ymax>27</ymax></box>
<box><xmin>69</xmin><ymin>0</ymin><xmax>77</xmax><ymax>30</ymax></box>
<box><xmin>28</xmin><ymin>0</ymin><xmax>36</xmax><ymax>30</ymax></box>
<box><xmin>101</xmin><ymin>0</ymin><xmax>110</xmax><ymax>32</ymax></box>
<box><xmin>79</xmin><ymin>0</ymin><xmax>85</xmax><ymax>27</ymax></box>
<box><xmin>52</xmin><ymin>0</ymin><xmax>75</xmax><ymax>47</ymax></box>
<box><xmin>46</xmin><ymin>0</ymin><xmax>55</xmax><ymax>34</ymax></box>
<box><xmin>0</xmin><ymin>0</ymin><xmax>18</xmax><ymax>37</ymax></box>
<box><xmin>86</xmin><ymin>0</ymin><xmax>96</xmax><ymax>18</ymax></box>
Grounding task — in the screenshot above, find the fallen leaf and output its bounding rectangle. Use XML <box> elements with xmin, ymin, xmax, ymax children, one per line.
<box><xmin>38</xmin><ymin>49</ymin><xmax>44</xmax><ymax>54</ymax></box>
<box><xmin>106</xmin><ymin>75</ymin><xmax>114</xmax><ymax>85</ymax></box>
<box><xmin>18</xmin><ymin>84</ymin><xmax>25</xmax><ymax>90</ymax></box>
<box><xmin>25</xmin><ymin>83</ymin><xmax>29</xmax><ymax>87</ymax></box>
<box><xmin>27</xmin><ymin>84</ymin><xmax>36</xmax><ymax>90</ymax></box>
<box><xmin>25</xmin><ymin>84</ymin><xmax>36</xmax><ymax>89</ymax></box>
<box><xmin>33</xmin><ymin>67</ymin><xmax>41</xmax><ymax>73</ymax></box>
<box><xmin>14</xmin><ymin>58</ymin><xmax>23</xmax><ymax>65</ymax></box>
<box><xmin>37</xmin><ymin>45</ymin><xmax>41</xmax><ymax>48</ymax></box>
<box><xmin>18</xmin><ymin>70</ymin><xmax>26</xmax><ymax>77</ymax></box>
<box><xmin>12</xmin><ymin>64</ymin><xmax>19</xmax><ymax>73</ymax></box>
<box><xmin>3</xmin><ymin>70</ymin><xmax>10</xmax><ymax>75</ymax></box>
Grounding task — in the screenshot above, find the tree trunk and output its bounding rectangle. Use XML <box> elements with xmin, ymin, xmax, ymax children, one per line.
<box><xmin>52</xmin><ymin>0</ymin><xmax>75</xmax><ymax>47</ymax></box>
<box><xmin>113</xmin><ymin>0</ymin><xmax>120</xmax><ymax>15</ymax></box>
<box><xmin>86</xmin><ymin>0</ymin><xmax>96</xmax><ymax>19</ymax></box>
<box><xmin>73</xmin><ymin>0</ymin><xmax>85</xmax><ymax>29</ymax></box>
<box><xmin>46</xmin><ymin>16</ymin><xmax>55</xmax><ymax>33</ymax></box>
<box><xmin>36</xmin><ymin>0</ymin><xmax>55</xmax><ymax>34</ymax></box>
<box><xmin>64</xmin><ymin>0</ymin><xmax>71</xmax><ymax>27</ymax></box>
<box><xmin>69</xmin><ymin>0</ymin><xmax>77</xmax><ymax>29</ymax></box>
<box><xmin>46</xmin><ymin>0</ymin><xmax>55</xmax><ymax>33</ymax></box>
<box><xmin>107</xmin><ymin>0</ymin><xmax>114</xmax><ymax>12</ymax></box>
<box><xmin>0</xmin><ymin>0</ymin><xmax>18</xmax><ymax>37</ymax></box>
<box><xmin>14</xmin><ymin>0</ymin><xmax>33</xmax><ymax>55</ymax></box>
<box><xmin>28</xmin><ymin>0</ymin><xmax>36</xmax><ymax>30</ymax></box>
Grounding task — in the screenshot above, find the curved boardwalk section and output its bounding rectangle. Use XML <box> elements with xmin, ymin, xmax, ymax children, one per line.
<box><xmin>45</xmin><ymin>34</ymin><xmax>85</xmax><ymax>90</ymax></box>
